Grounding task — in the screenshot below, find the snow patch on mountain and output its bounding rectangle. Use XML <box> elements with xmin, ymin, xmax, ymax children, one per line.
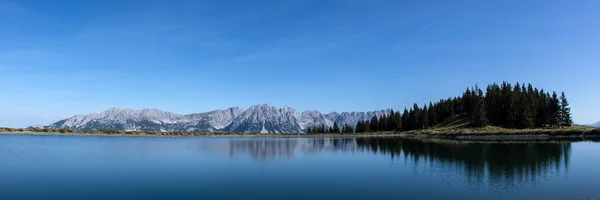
<box><xmin>224</xmin><ymin>104</ymin><xmax>302</xmax><ymax>133</ymax></box>
<box><xmin>325</xmin><ymin>109</ymin><xmax>392</xmax><ymax>128</ymax></box>
<box><xmin>297</xmin><ymin>110</ymin><xmax>334</xmax><ymax>129</ymax></box>
<box><xmin>46</xmin><ymin>104</ymin><xmax>395</xmax><ymax>134</ymax></box>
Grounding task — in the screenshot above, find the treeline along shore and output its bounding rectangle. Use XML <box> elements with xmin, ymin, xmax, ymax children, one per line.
<box><xmin>305</xmin><ymin>82</ymin><xmax>599</xmax><ymax>139</ymax></box>
<box><xmin>2</xmin><ymin>82</ymin><xmax>599</xmax><ymax>139</ymax></box>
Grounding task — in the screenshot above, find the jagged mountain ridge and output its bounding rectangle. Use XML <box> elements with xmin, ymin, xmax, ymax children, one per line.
<box><xmin>225</xmin><ymin>104</ymin><xmax>303</xmax><ymax>133</ymax></box>
<box><xmin>47</xmin><ymin>104</ymin><xmax>391</xmax><ymax>133</ymax></box>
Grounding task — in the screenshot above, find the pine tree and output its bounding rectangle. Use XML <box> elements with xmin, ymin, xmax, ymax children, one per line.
<box><xmin>345</xmin><ymin>124</ymin><xmax>349</xmax><ymax>133</ymax></box>
<box><xmin>527</xmin><ymin>84</ymin><xmax>538</xmax><ymax>123</ymax></box>
<box><xmin>453</xmin><ymin>97</ymin><xmax>462</xmax><ymax>116</ymax></box>
<box><xmin>378</xmin><ymin>115</ymin><xmax>386</xmax><ymax>132</ymax></box>
<box><xmin>463</xmin><ymin>87</ymin><xmax>473</xmax><ymax>115</ymax></box>
<box><xmin>401</xmin><ymin>108</ymin><xmax>409</xmax><ymax>131</ymax></box>
<box><xmin>549</xmin><ymin>92</ymin><xmax>560</xmax><ymax>128</ymax></box>
<box><xmin>428</xmin><ymin>101</ymin><xmax>437</xmax><ymax>127</ymax></box>
<box><xmin>559</xmin><ymin>92</ymin><xmax>572</xmax><ymax>127</ymax></box>
<box><xmin>535</xmin><ymin>89</ymin><xmax>548</xmax><ymax>127</ymax></box>
<box><xmin>388</xmin><ymin>110</ymin><xmax>396</xmax><ymax>131</ymax></box>
<box><xmin>472</xmin><ymin>86</ymin><xmax>488</xmax><ymax>127</ymax></box>
<box><xmin>355</xmin><ymin>121</ymin><xmax>363</xmax><ymax>133</ymax></box>
<box><xmin>411</xmin><ymin>103</ymin><xmax>421</xmax><ymax>129</ymax></box>
<box><xmin>393</xmin><ymin>111</ymin><xmax>402</xmax><ymax>131</ymax></box>
<box><xmin>370</xmin><ymin>116</ymin><xmax>379</xmax><ymax>132</ymax></box>
<box><xmin>485</xmin><ymin>83</ymin><xmax>502</xmax><ymax>126</ymax></box>
<box><xmin>420</xmin><ymin>105</ymin><xmax>429</xmax><ymax>129</ymax></box>
<box><xmin>501</xmin><ymin>82</ymin><xmax>514</xmax><ymax>127</ymax></box>
<box><xmin>504</xmin><ymin>82</ymin><xmax>521</xmax><ymax>128</ymax></box>
<box><xmin>346</xmin><ymin>124</ymin><xmax>354</xmax><ymax>133</ymax></box>
<box><xmin>516</xmin><ymin>88</ymin><xmax>534</xmax><ymax>129</ymax></box>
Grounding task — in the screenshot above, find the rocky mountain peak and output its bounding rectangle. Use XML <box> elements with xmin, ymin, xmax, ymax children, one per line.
<box><xmin>47</xmin><ymin>104</ymin><xmax>394</xmax><ymax>134</ymax></box>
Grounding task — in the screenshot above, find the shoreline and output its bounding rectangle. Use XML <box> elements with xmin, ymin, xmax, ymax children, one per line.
<box><xmin>0</xmin><ymin>131</ymin><xmax>409</xmax><ymax>138</ymax></box>
<box><xmin>2</xmin><ymin>129</ymin><xmax>600</xmax><ymax>141</ymax></box>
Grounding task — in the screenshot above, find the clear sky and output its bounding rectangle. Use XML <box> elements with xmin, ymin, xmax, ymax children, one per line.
<box><xmin>1</xmin><ymin>0</ymin><xmax>599</xmax><ymax>127</ymax></box>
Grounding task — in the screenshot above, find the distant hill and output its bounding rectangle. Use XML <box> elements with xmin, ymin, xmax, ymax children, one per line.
<box><xmin>588</xmin><ymin>121</ymin><xmax>600</xmax><ymax>127</ymax></box>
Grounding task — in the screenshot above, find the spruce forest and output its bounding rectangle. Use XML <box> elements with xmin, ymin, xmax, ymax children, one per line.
<box><xmin>306</xmin><ymin>82</ymin><xmax>573</xmax><ymax>134</ymax></box>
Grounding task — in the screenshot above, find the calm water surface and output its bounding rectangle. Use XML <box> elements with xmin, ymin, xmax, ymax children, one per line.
<box><xmin>1</xmin><ymin>134</ymin><xmax>599</xmax><ymax>200</ymax></box>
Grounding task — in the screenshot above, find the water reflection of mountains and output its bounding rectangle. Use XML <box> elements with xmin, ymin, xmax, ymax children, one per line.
<box><xmin>227</xmin><ymin>138</ymin><xmax>358</xmax><ymax>161</ymax></box>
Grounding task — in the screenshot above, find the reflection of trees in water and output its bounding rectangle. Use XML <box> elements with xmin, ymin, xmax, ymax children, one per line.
<box><xmin>228</xmin><ymin>138</ymin><xmax>357</xmax><ymax>160</ymax></box>
<box><xmin>355</xmin><ymin>137</ymin><xmax>572</xmax><ymax>188</ymax></box>
<box><xmin>301</xmin><ymin>138</ymin><xmax>356</xmax><ymax>153</ymax></box>
<box><xmin>226</xmin><ymin>137</ymin><xmax>573</xmax><ymax>188</ymax></box>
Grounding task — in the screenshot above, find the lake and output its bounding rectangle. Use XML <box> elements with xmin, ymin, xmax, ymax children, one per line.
<box><xmin>0</xmin><ymin>134</ymin><xmax>599</xmax><ymax>200</ymax></box>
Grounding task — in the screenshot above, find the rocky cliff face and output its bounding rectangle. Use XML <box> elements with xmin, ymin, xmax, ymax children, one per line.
<box><xmin>47</xmin><ymin>104</ymin><xmax>392</xmax><ymax>133</ymax></box>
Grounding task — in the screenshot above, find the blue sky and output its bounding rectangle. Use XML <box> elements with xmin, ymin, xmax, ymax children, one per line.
<box><xmin>1</xmin><ymin>0</ymin><xmax>599</xmax><ymax>127</ymax></box>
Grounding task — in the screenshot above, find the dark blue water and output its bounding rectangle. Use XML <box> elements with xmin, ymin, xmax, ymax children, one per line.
<box><xmin>0</xmin><ymin>134</ymin><xmax>599</xmax><ymax>200</ymax></box>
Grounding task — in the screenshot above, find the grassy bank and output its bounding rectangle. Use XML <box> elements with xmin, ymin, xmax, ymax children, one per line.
<box><xmin>398</xmin><ymin>115</ymin><xmax>600</xmax><ymax>136</ymax></box>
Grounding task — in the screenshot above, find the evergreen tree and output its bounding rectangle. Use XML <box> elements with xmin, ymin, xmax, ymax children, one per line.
<box><xmin>420</xmin><ymin>105</ymin><xmax>429</xmax><ymax>129</ymax></box>
<box><xmin>428</xmin><ymin>101</ymin><xmax>437</xmax><ymax>126</ymax></box>
<box><xmin>332</xmin><ymin>122</ymin><xmax>340</xmax><ymax>133</ymax></box>
<box><xmin>411</xmin><ymin>104</ymin><xmax>421</xmax><ymax>129</ymax></box>
<box><xmin>527</xmin><ymin>84</ymin><xmax>538</xmax><ymax>123</ymax></box>
<box><xmin>355</xmin><ymin>121</ymin><xmax>364</xmax><ymax>133</ymax></box>
<box><xmin>307</xmin><ymin>127</ymin><xmax>312</xmax><ymax>134</ymax></box>
<box><xmin>549</xmin><ymin>92</ymin><xmax>560</xmax><ymax>127</ymax></box>
<box><xmin>485</xmin><ymin>83</ymin><xmax>502</xmax><ymax>126</ymax></box>
<box><xmin>515</xmin><ymin>86</ymin><xmax>534</xmax><ymax>129</ymax></box>
<box><xmin>453</xmin><ymin>97</ymin><xmax>462</xmax><ymax>116</ymax></box>
<box><xmin>559</xmin><ymin>92</ymin><xmax>572</xmax><ymax>127</ymax></box>
<box><xmin>535</xmin><ymin>89</ymin><xmax>549</xmax><ymax>127</ymax></box>
<box><xmin>346</xmin><ymin>124</ymin><xmax>355</xmax><ymax>133</ymax></box>
<box><xmin>388</xmin><ymin>110</ymin><xmax>396</xmax><ymax>131</ymax></box>
<box><xmin>463</xmin><ymin>87</ymin><xmax>473</xmax><ymax>115</ymax></box>
<box><xmin>401</xmin><ymin>108</ymin><xmax>410</xmax><ymax>131</ymax></box>
<box><xmin>393</xmin><ymin>111</ymin><xmax>402</xmax><ymax>131</ymax></box>
<box><xmin>378</xmin><ymin>115</ymin><xmax>386</xmax><ymax>132</ymax></box>
<box><xmin>504</xmin><ymin>82</ymin><xmax>521</xmax><ymax>128</ymax></box>
<box><xmin>501</xmin><ymin>82</ymin><xmax>514</xmax><ymax>127</ymax></box>
<box><xmin>346</xmin><ymin>124</ymin><xmax>351</xmax><ymax>133</ymax></box>
<box><xmin>472</xmin><ymin>86</ymin><xmax>488</xmax><ymax>127</ymax></box>
<box><xmin>370</xmin><ymin>116</ymin><xmax>379</xmax><ymax>132</ymax></box>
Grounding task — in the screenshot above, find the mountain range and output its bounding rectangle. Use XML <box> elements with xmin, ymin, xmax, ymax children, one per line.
<box><xmin>46</xmin><ymin>104</ymin><xmax>391</xmax><ymax>134</ymax></box>
<box><xmin>588</xmin><ymin>121</ymin><xmax>600</xmax><ymax>127</ymax></box>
